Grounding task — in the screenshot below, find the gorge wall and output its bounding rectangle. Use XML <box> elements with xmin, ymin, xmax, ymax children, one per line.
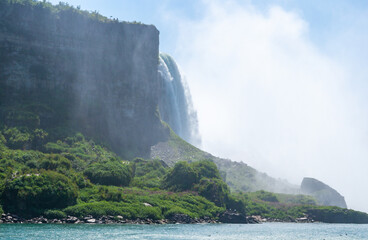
<box><xmin>0</xmin><ymin>1</ymin><xmax>167</xmax><ymax>158</ymax></box>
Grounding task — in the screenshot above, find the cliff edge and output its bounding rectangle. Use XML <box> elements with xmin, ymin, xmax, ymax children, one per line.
<box><xmin>0</xmin><ymin>1</ymin><xmax>168</xmax><ymax>158</ymax></box>
<box><xmin>301</xmin><ymin>177</ymin><xmax>347</xmax><ymax>208</ymax></box>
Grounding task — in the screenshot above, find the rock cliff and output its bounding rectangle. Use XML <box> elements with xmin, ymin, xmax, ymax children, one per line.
<box><xmin>0</xmin><ymin>1</ymin><xmax>167</xmax><ymax>158</ymax></box>
<box><xmin>301</xmin><ymin>177</ymin><xmax>347</xmax><ymax>208</ymax></box>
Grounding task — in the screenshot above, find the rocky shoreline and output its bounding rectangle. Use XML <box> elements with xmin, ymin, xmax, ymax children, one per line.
<box><xmin>0</xmin><ymin>213</ymin><xmax>219</xmax><ymax>225</ymax></box>
<box><xmin>0</xmin><ymin>213</ymin><xmax>314</xmax><ymax>225</ymax></box>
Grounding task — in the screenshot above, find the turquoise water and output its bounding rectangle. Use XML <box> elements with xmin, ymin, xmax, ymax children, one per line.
<box><xmin>1</xmin><ymin>223</ymin><xmax>368</xmax><ymax>240</ymax></box>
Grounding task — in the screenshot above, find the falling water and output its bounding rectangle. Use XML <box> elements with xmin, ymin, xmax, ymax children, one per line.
<box><xmin>158</xmin><ymin>53</ymin><xmax>201</xmax><ymax>146</ymax></box>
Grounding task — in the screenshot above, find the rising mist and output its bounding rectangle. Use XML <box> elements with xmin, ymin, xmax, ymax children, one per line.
<box><xmin>172</xmin><ymin>1</ymin><xmax>368</xmax><ymax>212</ymax></box>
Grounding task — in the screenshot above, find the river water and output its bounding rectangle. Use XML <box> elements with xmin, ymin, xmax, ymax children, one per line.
<box><xmin>1</xmin><ymin>223</ymin><xmax>368</xmax><ymax>239</ymax></box>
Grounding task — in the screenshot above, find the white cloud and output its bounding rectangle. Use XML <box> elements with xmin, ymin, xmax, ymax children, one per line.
<box><xmin>175</xmin><ymin>0</ymin><xmax>368</xmax><ymax>212</ymax></box>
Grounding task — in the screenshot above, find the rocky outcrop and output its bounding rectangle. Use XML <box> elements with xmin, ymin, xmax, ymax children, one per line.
<box><xmin>218</xmin><ymin>210</ymin><xmax>247</xmax><ymax>223</ymax></box>
<box><xmin>301</xmin><ymin>177</ymin><xmax>347</xmax><ymax>208</ymax></box>
<box><xmin>0</xmin><ymin>1</ymin><xmax>168</xmax><ymax>158</ymax></box>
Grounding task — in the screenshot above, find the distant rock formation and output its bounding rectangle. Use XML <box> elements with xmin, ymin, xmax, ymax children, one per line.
<box><xmin>301</xmin><ymin>177</ymin><xmax>347</xmax><ymax>208</ymax></box>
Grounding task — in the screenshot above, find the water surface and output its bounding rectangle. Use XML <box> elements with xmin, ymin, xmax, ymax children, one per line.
<box><xmin>1</xmin><ymin>223</ymin><xmax>368</xmax><ymax>240</ymax></box>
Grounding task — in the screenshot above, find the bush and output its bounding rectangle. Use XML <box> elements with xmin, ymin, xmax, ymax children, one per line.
<box><xmin>192</xmin><ymin>160</ymin><xmax>221</xmax><ymax>180</ymax></box>
<box><xmin>84</xmin><ymin>160</ymin><xmax>132</xmax><ymax>186</ymax></box>
<box><xmin>0</xmin><ymin>204</ymin><xmax>3</xmax><ymax>215</ymax></box>
<box><xmin>63</xmin><ymin>201</ymin><xmax>161</xmax><ymax>219</ymax></box>
<box><xmin>164</xmin><ymin>206</ymin><xmax>193</xmax><ymax>219</ymax></box>
<box><xmin>162</xmin><ymin>161</ymin><xmax>198</xmax><ymax>191</ymax></box>
<box><xmin>307</xmin><ymin>206</ymin><xmax>368</xmax><ymax>223</ymax></box>
<box><xmin>39</xmin><ymin>154</ymin><xmax>72</xmax><ymax>170</ymax></box>
<box><xmin>1</xmin><ymin>171</ymin><xmax>78</xmax><ymax>217</ymax></box>
<box><xmin>253</xmin><ymin>190</ymin><xmax>279</xmax><ymax>202</ymax></box>
<box><xmin>131</xmin><ymin>159</ymin><xmax>167</xmax><ymax>188</ymax></box>
<box><xmin>194</xmin><ymin>178</ymin><xmax>229</xmax><ymax>207</ymax></box>
<box><xmin>3</xmin><ymin>127</ymin><xmax>33</xmax><ymax>149</ymax></box>
<box><xmin>225</xmin><ymin>195</ymin><xmax>246</xmax><ymax>214</ymax></box>
<box><xmin>44</xmin><ymin>209</ymin><xmax>67</xmax><ymax>219</ymax></box>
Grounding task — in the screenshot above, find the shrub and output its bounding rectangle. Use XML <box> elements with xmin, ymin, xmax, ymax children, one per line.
<box><xmin>1</xmin><ymin>171</ymin><xmax>78</xmax><ymax>217</ymax></box>
<box><xmin>194</xmin><ymin>178</ymin><xmax>229</xmax><ymax>207</ymax></box>
<box><xmin>84</xmin><ymin>161</ymin><xmax>132</xmax><ymax>186</ymax></box>
<box><xmin>164</xmin><ymin>206</ymin><xmax>193</xmax><ymax>219</ymax></box>
<box><xmin>3</xmin><ymin>127</ymin><xmax>33</xmax><ymax>149</ymax></box>
<box><xmin>225</xmin><ymin>195</ymin><xmax>246</xmax><ymax>214</ymax></box>
<box><xmin>63</xmin><ymin>201</ymin><xmax>143</xmax><ymax>219</ymax></box>
<box><xmin>0</xmin><ymin>204</ymin><xmax>3</xmax><ymax>215</ymax></box>
<box><xmin>44</xmin><ymin>209</ymin><xmax>67</xmax><ymax>219</ymax></box>
<box><xmin>162</xmin><ymin>161</ymin><xmax>198</xmax><ymax>191</ymax></box>
<box><xmin>39</xmin><ymin>154</ymin><xmax>72</xmax><ymax>170</ymax></box>
<box><xmin>131</xmin><ymin>159</ymin><xmax>167</xmax><ymax>188</ymax></box>
<box><xmin>192</xmin><ymin>160</ymin><xmax>221</xmax><ymax>180</ymax></box>
<box><xmin>253</xmin><ymin>190</ymin><xmax>279</xmax><ymax>202</ymax></box>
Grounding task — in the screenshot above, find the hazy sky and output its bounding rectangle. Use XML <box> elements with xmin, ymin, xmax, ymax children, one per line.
<box><xmin>46</xmin><ymin>0</ymin><xmax>368</xmax><ymax>212</ymax></box>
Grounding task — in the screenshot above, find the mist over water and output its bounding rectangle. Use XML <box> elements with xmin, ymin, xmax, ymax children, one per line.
<box><xmin>173</xmin><ymin>1</ymin><xmax>368</xmax><ymax>212</ymax></box>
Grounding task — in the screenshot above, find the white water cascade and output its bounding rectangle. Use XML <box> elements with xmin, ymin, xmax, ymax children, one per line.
<box><xmin>158</xmin><ymin>53</ymin><xmax>201</xmax><ymax>146</ymax></box>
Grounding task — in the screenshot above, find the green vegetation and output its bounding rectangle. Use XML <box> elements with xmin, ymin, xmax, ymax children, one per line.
<box><xmin>131</xmin><ymin>159</ymin><xmax>167</xmax><ymax>188</ymax></box>
<box><xmin>163</xmin><ymin>161</ymin><xmax>198</xmax><ymax>191</ymax></box>
<box><xmin>0</xmin><ymin>0</ymin><xmax>138</xmax><ymax>24</ymax></box>
<box><xmin>65</xmin><ymin>187</ymin><xmax>223</xmax><ymax>219</ymax></box>
<box><xmin>306</xmin><ymin>206</ymin><xmax>368</xmax><ymax>223</ymax></box>
<box><xmin>152</xmin><ymin>129</ymin><xmax>299</xmax><ymax>194</ymax></box>
<box><xmin>0</xmin><ymin>120</ymin><xmax>226</xmax><ymax>219</ymax></box>
<box><xmin>0</xmin><ymin>0</ymin><xmax>367</xmax><ymax>224</ymax></box>
<box><xmin>2</xmin><ymin>171</ymin><xmax>78</xmax><ymax>217</ymax></box>
<box><xmin>84</xmin><ymin>160</ymin><xmax>132</xmax><ymax>186</ymax></box>
<box><xmin>1</xmin><ymin>124</ymin><xmax>367</xmax><ymax>222</ymax></box>
<box><xmin>44</xmin><ymin>209</ymin><xmax>67</xmax><ymax>219</ymax></box>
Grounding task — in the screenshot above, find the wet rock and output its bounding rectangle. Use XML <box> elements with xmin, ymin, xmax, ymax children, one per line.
<box><xmin>219</xmin><ymin>210</ymin><xmax>247</xmax><ymax>224</ymax></box>
<box><xmin>66</xmin><ymin>216</ymin><xmax>78</xmax><ymax>223</ymax></box>
<box><xmin>167</xmin><ymin>214</ymin><xmax>192</xmax><ymax>224</ymax></box>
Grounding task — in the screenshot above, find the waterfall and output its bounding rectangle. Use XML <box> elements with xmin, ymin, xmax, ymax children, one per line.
<box><xmin>158</xmin><ymin>53</ymin><xmax>201</xmax><ymax>146</ymax></box>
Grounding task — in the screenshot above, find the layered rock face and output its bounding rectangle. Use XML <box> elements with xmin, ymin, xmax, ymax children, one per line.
<box><xmin>0</xmin><ymin>3</ymin><xmax>167</xmax><ymax>158</ymax></box>
<box><xmin>301</xmin><ymin>177</ymin><xmax>347</xmax><ymax>208</ymax></box>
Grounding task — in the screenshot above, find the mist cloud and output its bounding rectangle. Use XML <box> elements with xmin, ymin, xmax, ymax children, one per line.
<box><xmin>174</xmin><ymin>1</ymin><xmax>368</xmax><ymax>212</ymax></box>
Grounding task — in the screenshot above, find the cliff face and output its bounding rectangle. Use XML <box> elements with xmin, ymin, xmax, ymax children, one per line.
<box><xmin>301</xmin><ymin>177</ymin><xmax>347</xmax><ymax>208</ymax></box>
<box><xmin>0</xmin><ymin>2</ymin><xmax>167</xmax><ymax>158</ymax></box>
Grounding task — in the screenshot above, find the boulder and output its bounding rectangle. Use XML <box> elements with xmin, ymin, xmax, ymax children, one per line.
<box><xmin>219</xmin><ymin>210</ymin><xmax>247</xmax><ymax>223</ymax></box>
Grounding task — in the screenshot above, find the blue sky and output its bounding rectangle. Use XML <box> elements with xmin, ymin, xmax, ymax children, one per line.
<box><xmin>46</xmin><ymin>0</ymin><xmax>368</xmax><ymax>212</ymax></box>
<box><xmin>46</xmin><ymin>0</ymin><xmax>368</xmax><ymax>55</ymax></box>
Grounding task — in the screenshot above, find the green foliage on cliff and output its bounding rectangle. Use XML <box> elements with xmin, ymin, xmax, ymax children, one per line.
<box><xmin>1</xmin><ymin>0</ymin><xmax>118</xmax><ymax>23</ymax></box>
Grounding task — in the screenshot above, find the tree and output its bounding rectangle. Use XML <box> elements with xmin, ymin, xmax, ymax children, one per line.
<box><xmin>2</xmin><ymin>171</ymin><xmax>78</xmax><ymax>217</ymax></box>
<box><xmin>162</xmin><ymin>161</ymin><xmax>198</xmax><ymax>191</ymax></box>
<box><xmin>84</xmin><ymin>160</ymin><xmax>132</xmax><ymax>186</ymax></box>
